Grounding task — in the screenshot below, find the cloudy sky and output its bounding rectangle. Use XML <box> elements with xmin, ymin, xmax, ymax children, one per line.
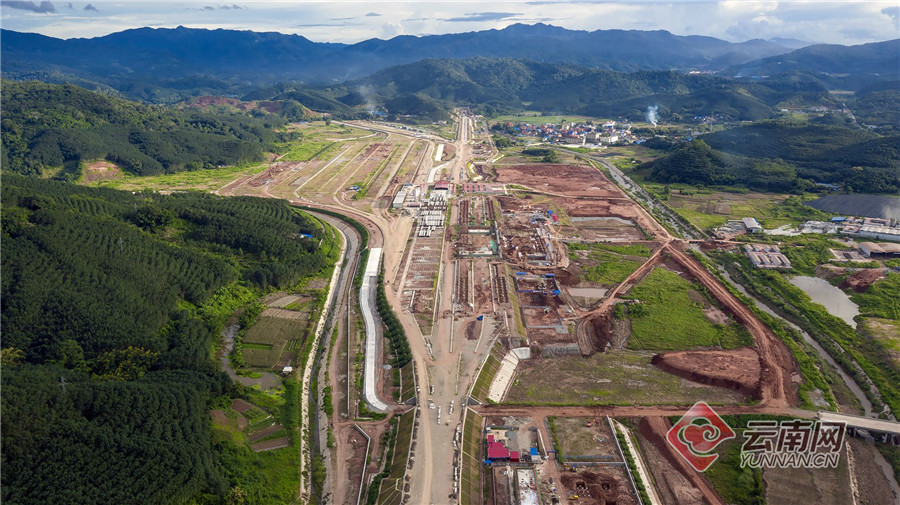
<box><xmin>1</xmin><ymin>1</ymin><xmax>898</xmax><ymax>45</ymax></box>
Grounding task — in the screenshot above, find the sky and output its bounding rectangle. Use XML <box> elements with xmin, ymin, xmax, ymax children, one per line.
<box><xmin>1</xmin><ymin>0</ymin><xmax>898</xmax><ymax>46</ymax></box>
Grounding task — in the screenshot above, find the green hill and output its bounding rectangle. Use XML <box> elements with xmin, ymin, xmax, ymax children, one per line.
<box><xmin>1</xmin><ymin>175</ymin><xmax>336</xmax><ymax>504</ymax></box>
<box><xmin>1</xmin><ymin>80</ymin><xmax>286</xmax><ymax>177</ymax></box>
<box><xmin>646</xmin><ymin>121</ymin><xmax>900</xmax><ymax>193</ymax></box>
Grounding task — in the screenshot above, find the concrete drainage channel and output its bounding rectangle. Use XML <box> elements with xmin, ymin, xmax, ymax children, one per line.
<box><xmin>360</xmin><ymin>248</ymin><xmax>389</xmax><ymax>413</ymax></box>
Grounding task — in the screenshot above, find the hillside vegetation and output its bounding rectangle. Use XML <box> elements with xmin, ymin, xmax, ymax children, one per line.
<box><xmin>247</xmin><ymin>58</ymin><xmax>845</xmax><ymax>123</ymax></box>
<box><xmin>646</xmin><ymin>121</ymin><xmax>900</xmax><ymax>193</ymax></box>
<box><xmin>1</xmin><ymin>24</ymin><xmax>799</xmax><ymax>99</ymax></box>
<box><xmin>1</xmin><ymin>80</ymin><xmax>286</xmax><ymax>177</ymax></box>
<box><xmin>1</xmin><ymin>175</ymin><xmax>335</xmax><ymax>504</ymax></box>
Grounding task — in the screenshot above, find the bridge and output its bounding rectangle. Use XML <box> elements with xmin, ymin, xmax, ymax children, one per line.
<box><xmin>818</xmin><ymin>411</ymin><xmax>900</xmax><ymax>445</ymax></box>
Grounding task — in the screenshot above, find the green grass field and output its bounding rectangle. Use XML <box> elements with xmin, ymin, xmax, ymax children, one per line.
<box><xmin>280</xmin><ymin>141</ymin><xmax>335</xmax><ymax>162</ymax></box>
<box><xmin>625</xmin><ymin>267</ymin><xmax>751</xmax><ymax>350</ymax></box>
<box><xmin>622</xmin><ymin>174</ymin><xmax>833</xmax><ymax>231</ymax></box>
<box><xmin>505</xmin><ymin>350</ymin><xmax>746</xmax><ymax>405</ymax></box>
<box><xmin>583</xmin><ymin>259</ymin><xmax>642</xmax><ymax>285</ymax></box>
<box><xmin>95</xmin><ymin>161</ymin><xmax>268</xmax><ymax>191</ymax></box>
<box><xmin>491</xmin><ymin>112</ymin><xmax>597</xmax><ymax>124</ymax></box>
<box><xmin>568</xmin><ymin>242</ymin><xmax>650</xmax><ymax>285</ymax></box>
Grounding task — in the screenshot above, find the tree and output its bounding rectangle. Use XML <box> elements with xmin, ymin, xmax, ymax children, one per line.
<box><xmin>1</xmin><ymin>348</ymin><xmax>24</xmax><ymax>366</ymax></box>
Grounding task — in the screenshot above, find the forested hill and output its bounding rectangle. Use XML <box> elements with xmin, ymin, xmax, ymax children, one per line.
<box><xmin>644</xmin><ymin>121</ymin><xmax>900</xmax><ymax>193</ymax></box>
<box><xmin>1</xmin><ymin>24</ymin><xmax>793</xmax><ymax>90</ymax></box>
<box><xmin>0</xmin><ymin>175</ymin><xmax>335</xmax><ymax>504</ymax></box>
<box><xmin>251</xmin><ymin>58</ymin><xmax>840</xmax><ymax>122</ymax></box>
<box><xmin>725</xmin><ymin>38</ymin><xmax>900</xmax><ymax>80</ymax></box>
<box><xmin>0</xmin><ymin>80</ymin><xmax>286</xmax><ymax>177</ymax></box>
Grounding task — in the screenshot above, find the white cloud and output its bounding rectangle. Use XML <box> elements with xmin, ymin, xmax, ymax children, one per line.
<box><xmin>1</xmin><ymin>1</ymin><xmax>897</xmax><ymax>45</ymax></box>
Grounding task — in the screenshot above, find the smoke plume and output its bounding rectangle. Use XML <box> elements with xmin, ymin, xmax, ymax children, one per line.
<box><xmin>646</xmin><ymin>105</ymin><xmax>659</xmax><ymax>127</ymax></box>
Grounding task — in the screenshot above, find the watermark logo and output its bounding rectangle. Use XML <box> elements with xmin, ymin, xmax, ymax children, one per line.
<box><xmin>666</xmin><ymin>402</ymin><xmax>736</xmax><ymax>472</ymax></box>
<box><xmin>740</xmin><ymin>419</ymin><xmax>845</xmax><ymax>469</ymax></box>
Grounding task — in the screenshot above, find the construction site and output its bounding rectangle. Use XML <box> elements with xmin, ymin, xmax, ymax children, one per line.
<box><xmin>206</xmin><ymin>114</ymin><xmax>900</xmax><ymax>505</ymax></box>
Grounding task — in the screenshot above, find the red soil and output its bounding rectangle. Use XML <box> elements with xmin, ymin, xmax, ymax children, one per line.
<box><xmin>651</xmin><ymin>347</ymin><xmax>762</xmax><ymax>398</ymax></box>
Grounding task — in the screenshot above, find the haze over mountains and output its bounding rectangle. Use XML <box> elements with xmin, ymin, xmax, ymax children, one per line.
<box><xmin>2</xmin><ymin>23</ymin><xmax>796</xmax><ymax>82</ymax></box>
<box><xmin>4</xmin><ymin>23</ymin><xmax>897</xmax><ymax>100</ymax></box>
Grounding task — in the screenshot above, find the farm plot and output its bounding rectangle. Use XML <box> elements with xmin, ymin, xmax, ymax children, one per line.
<box><xmin>505</xmin><ymin>350</ymin><xmax>746</xmax><ymax>405</ymax></box>
<box><xmin>242</xmin><ymin>315</ymin><xmax>309</xmax><ymax>368</ymax></box>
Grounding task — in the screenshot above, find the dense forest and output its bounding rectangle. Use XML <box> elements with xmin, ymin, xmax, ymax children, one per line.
<box><xmin>1</xmin><ymin>175</ymin><xmax>333</xmax><ymax>504</ymax></box>
<box><xmin>242</xmin><ymin>59</ymin><xmax>855</xmax><ymax>123</ymax></box>
<box><xmin>0</xmin><ymin>80</ymin><xmax>287</xmax><ymax>177</ymax></box>
<box><xmin>645</xmin><ymin>121</ymin><xmax>900</xmax><ymax>193</ymax></box>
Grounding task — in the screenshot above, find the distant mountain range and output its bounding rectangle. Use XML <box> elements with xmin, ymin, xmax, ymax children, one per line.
<box><xmin>725</xmin><ymin>39</ymin><xmax>900</xmax><ymax>80</ymax></box>
<box><xmin>2</xmin><ymin>23</ymin><xmax>896</xmax><ymax>123</ymax></box>
<box><xmin>1</xmin><ymin>23</ymin><xmax>800</xmax><ymax>85</ymax></box>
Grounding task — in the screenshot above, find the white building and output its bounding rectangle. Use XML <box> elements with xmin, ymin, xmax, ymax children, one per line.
<box><xmin>742</xmin><ymin>217</ymin><xmax>763</xmax><ymax>233</ymax></box>
<box><xmin>858</xmin><ymin>224</ymin><xmax>900</xmax><ymax>242</ymax></box>
<box><xmin>392</xmin><ymin>190</ymin><xmax>408</xmax><ymax>209</ymax></box>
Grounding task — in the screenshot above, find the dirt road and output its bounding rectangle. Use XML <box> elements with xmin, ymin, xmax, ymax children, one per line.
<box><xmin>665</xmin><ymin>243</ymin><xmax>796</xmax><ymax>408</ymax></box>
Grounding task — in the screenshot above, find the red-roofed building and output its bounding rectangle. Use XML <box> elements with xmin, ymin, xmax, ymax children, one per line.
<box><xmin>487</xmin><ymin>442</ymin><xmax>510</xmax><ymax>460</ymax></box>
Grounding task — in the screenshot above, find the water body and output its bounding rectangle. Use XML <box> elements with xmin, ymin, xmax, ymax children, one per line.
<box><xmin>717</xmin><ymin>268</ymin><xmax>874</xmax><ymax>416</ymax></box>
<box><xmin>568</xmin><ymin>287</ymin><xmax>609</xmax><ymax>298</ymax></box>
<box><xmin>805</xmin><ymin>194</ymin><xmax>900</xmax><ymax>220</ymax></box>
<box><xmin>570</xmin><ymin>216</ymin><xmax>633</xmax><ymax>225</ymax></box>
<box><xmin>789</xmin><ymin>276</ymin><xmax>860</xmax><ymax>328</ymax></box>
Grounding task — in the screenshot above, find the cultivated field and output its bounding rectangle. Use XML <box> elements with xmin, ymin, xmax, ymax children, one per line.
<box><xmin>242</xmin><ymin>315</ymin><xmax>309</xmax><ymax>368</ymax></box>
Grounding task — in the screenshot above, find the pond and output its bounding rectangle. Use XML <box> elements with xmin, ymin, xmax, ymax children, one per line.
<box><xmin>567</xmin><ymin>287</ymin><xmax>609</xmax><ymax>298</ymax></box>
<box><xmin>805</xmin><ymin>194</ymin><xmax>900</xmax><ymax>220</ymax></box>
<box><xmin>789</xmin><ymin>276</ymin><xmax>860</xmax><ymax>328</ymax></box>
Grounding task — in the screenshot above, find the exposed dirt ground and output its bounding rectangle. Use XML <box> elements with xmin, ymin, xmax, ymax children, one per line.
<box><xmin>651</xmin><ymin>347</ymin><xmax>762</xmax><ymax>398</ymax></box>
<box><xmin>634</xmin><ymin>420</ymin><xmax>706</xmax><ymax>505</ymax></box>
<box><xmin>640</xmin><ymin>417</ymin><xmax>725</xmax><ymax>505</ymax></box>
<box><xmin>839</xmin><ymin>267</ymin><xmax>887</xmax><ymax>292</ymax></box>
<box><xmin>848</xmin><ymin>437</ymin><xmax>900</xmax><ymax>504</ymax></box>
<box><xmin>82</xmin><ymin>160</ymin><xmax>122</xmax><ymax>182</ymax></box>
<box><xmin>493</xmin><ymin>164</ymin><xmax>623</xmax><ymax>198</ymax></box>
<box><xmin>558</xmin><ymin>470</ymin><xmax>638</xmax><ymax>505</ymax></box>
